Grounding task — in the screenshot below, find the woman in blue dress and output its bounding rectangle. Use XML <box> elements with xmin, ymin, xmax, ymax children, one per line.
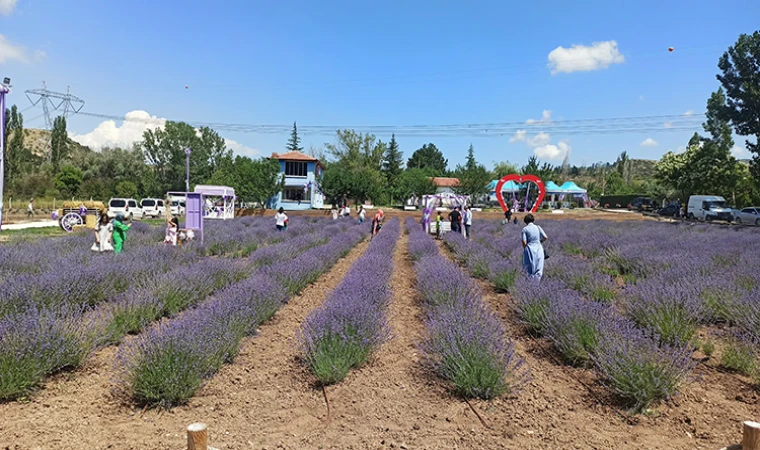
<box><xmin>521</xmin><ymin>214</ymin><xmax>548</xmax><ymax>279</ymax></box>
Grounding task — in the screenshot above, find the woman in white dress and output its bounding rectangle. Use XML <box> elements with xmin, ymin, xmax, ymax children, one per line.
<box><xmin>92</xmin><ymin>213</ymin><xmax>114</xmax><ymax>252</ymax></box>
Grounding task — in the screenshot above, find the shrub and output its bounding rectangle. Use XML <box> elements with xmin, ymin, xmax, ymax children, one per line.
<box><xmin>420</xmin><ymin>302</ymin><xmax>527</xmax><ymax>399</ymax></box>
<box><xmin>720</xmin><ymin>334</ymin><xmax>759</xmax><ymax>375</ymax></box>
<box><xmin>591</xmin><ymin>322</ymin><xmax>695</xmax><ymax>412</ymax></box>
<box><xmin>625</xmin><ymin>282</ymin><xmax>704</xmax><ymax>346</ymax></box>
<box><xmin>544</xmin><ymin>295</ymin><xmax>612</xmax><ymax>366</ymax></box>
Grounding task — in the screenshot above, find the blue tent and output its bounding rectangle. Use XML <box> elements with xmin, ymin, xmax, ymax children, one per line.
<box><xmin>559</xmin><ymin>181</ymin><xmax>587</xmax><ymax>193</ymax></box>
<box><xmin>544</xmin><ymin>181</ymin><xmax>563</xmax><ymax>193</ymax></box>
<box><xmin>487</xmin><ymin>179</ymin><xmax>522</xmax><ymax>192</ymax></box>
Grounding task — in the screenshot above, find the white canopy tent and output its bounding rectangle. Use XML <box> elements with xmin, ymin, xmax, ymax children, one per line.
<box><xmin>193</xmin><ymin>185</ymin><xmax>236</xmax><ymax>220</ymax></box>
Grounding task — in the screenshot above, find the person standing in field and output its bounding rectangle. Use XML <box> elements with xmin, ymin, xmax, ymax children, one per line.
<box><xmin>164</xmin><ymin>216</ymin><xmax>179</xmax><ymax>245</ymax></box>
<box><xmin>436</xmin><ymin>211</ymin><xmax>443</xmax><ymax>240</ymax></box>
<box><xmin>521</xmin><ymin>213</ymin><xmax>548</xmax><ymax>279</ymax></box>
<box><xmin>92</xmin><ymin>212</ymin><xmax>114</xmax><ymax>252</ymax></box>
<box><xmin>331</xmin><ymin>204</ymin><xmax>338</xmax><ymax>220</ymax></box>
<box><xmin>463</xmin><ymin>205</ymin><xmax>473</xmax><ymax>239</ymax></box>
<box><xmin>26</xmin><ymin>198</ymin><xmax>35</xmax><ymax>218</ymax></box>
<box><xmin>275</xmin><ymin>207</ymin><xmax>288</xmax><ymax>231</ymax></box>
<box><xmin>448</xmin><ymin>207</ymin><xmax>461</xmax><ymax>234</ymax></box>
<box><xmin>358</xmin><ymin>206</ymin><xmax>366</xmax><ymax>224</ymax></box>
<box><xmin>112</xmin><ymin>214</ymin><xmax>131</xmax><ymax>254</ymax></box>
<box><xmin>372</xmin><ymin>209</ymin><xmax>384</xmax><ymax>236</ymax></box>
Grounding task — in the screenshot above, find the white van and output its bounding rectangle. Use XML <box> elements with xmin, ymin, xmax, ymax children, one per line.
<box><xmin>107</xmin><ymin>198</ymin><xmax>143</xmax><ymax>221</ymax></box>
<box><xmin>687</xmin><ymin>195</ymin><xmax>732</xmax><ymax>222</ymax></box>
<box><xmin>169</xmin><ymin>195</ymin><xmax>186</xmax><ymax>216</ymax></box>
<box><xmin>140</xmin><ymin>198</ymin><xmax>166</xmax><ymax>218</ymax></box>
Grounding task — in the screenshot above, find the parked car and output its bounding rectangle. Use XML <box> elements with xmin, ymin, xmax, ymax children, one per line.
<box><xmin>107</xmin><ymin>198</ymin><xmax>143</xmax><ymax>221</ymax></box>
<box><xmin>140</xmin><ymin>198</ymin><xmax>166</xmax><ymax>218</ymax></box>
<box><xmin>657</xmin><ymin>203</ymin><xmax>681</xmax><ymax>218</ymax></box>
<box><xmin>733</xmin><ymin>207</ymin><xmax>760</xmax><ymax>225</ymax></box>
<box><xmin>170</xmin><ymin>199</ymin><xmax>186</xmax><ymax>216</ymax></box>
<box><xmin>628</xmin><ymin>197</ymin><xmax>654</xmax><ymax>212</ymax></box>
<box><xmin>687</xmin><ymin>195</ymin><xmax>732</xmax><ymax>222</ymax></box>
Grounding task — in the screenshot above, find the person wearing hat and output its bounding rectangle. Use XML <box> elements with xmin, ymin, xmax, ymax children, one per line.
<box><xmin>112</xmin><ymin>213</ymin><xmax>131</xmax><ymax>254</ymax></box>
<box><xmin>372</xmin><ymin>209</ymin><xmax>384</xmax><ymax>236</ymax></box>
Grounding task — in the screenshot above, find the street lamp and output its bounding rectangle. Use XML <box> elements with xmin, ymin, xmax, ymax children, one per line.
<box><xmin>0</xmin><ymin>77</ymin><xmax>11</xmax><ymax>232</ymax></box>
<box><xmin>185</xmin><ymin>147</ymin><xmax>191</xmax><ymax>193</ymax></box>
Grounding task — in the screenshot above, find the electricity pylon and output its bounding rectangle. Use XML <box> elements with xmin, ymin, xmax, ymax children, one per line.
<box><xmin>25</xmin><ymin>81</ymin><xmax>85</xmax><ymax>130</ymax></box>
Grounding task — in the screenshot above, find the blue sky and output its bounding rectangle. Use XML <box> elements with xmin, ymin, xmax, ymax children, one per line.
<box><xmin>1</xmin><ymin>0</ymin><xmax>758</xmax><ymax>168</ymax></box>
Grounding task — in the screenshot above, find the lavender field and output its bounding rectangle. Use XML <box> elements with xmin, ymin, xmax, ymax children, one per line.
<box><xmin>1</xmin><ymin>214</ymin><xmax>759</xmax><ymax>449</ymax></box>
<box><xmin>442</xmin><ymin>218</ymin><xmax>760</xmax><ymax>411</ymax></box>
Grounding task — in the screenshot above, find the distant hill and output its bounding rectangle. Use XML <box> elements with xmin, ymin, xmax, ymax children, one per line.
<box><xmin>21</xmin><ymin>128</ymin><xmax>89</xmax><ymax>158</ymax></box>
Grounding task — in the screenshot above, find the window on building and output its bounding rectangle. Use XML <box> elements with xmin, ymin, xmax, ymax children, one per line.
<box><xmin>285</xmin><ymin>161</ymin><xmax>308</xmax><ymax>177</ymax></box>
<box><xmin>283</xmin><ymin>187</ymin><xmax>311</xmax><ymax>203</ymax></box>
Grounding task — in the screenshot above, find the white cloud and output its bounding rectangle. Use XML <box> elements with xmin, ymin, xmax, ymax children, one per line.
<box><xmin>640</xmin><ymin>138</ymin><xmax>658</xmax><ymax>147</ymax></box>
<box><xmin>69</xmin><ymin>110</ymin><xmax>166</xmax><ymax>149</ymax></box>
<box><xmin>70</xmin><ymin>109</ymin><xmax>260</xmax><ymax>157</ymax></box>
<box><xmin>547</xmin><ymin>40</ymin><xmax>625</xmax><ymax>75</ymax></box>
<box><xmin>731</xmin><ymin>145</ymin><xmax>751</xmax><ymax>159</ymax></box>
<box><xmin>225</xmin><ymin>138</ymin><xmax>260</xmax><ymax>157</ymax></box>
<box><xmin>0</xmin><ymin>0</ymin><xmax>17</xmax><ymax>15</ymax></box>
<box><xmin>683</xmin><ymin>110</ymin><xmax>694</xmax><ymax>116</ymax></box>
<box><xmin>527</xmin><ymin>132</ymin><xmax>551</xmax><ymax>147</ymax></box>
<box><xmin>0</xmin><ymin>34</ymin><xmax>46</xmax><ymax>64</ymax></box>
<box><xmin>534</xmin><ymin>139</ymin><xmax>571</xmax><ymax>161</ymax></box>
<box><xmin>664</xmin><ymin>122</ymin><xmax>673</xmax><ymax>129</ymax></box>
<box><xmin>526</xmin><ymin>110</ymin><xmax>552</xmax><ymax>125</ymax></box>
<box><xmin>508</xmin><ymin>129</ymin><xmax>526</xmax><ymax>143</ymax></box>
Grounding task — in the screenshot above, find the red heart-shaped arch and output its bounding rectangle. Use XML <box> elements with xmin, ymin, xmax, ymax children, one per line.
<box><xmin>495</xmin><ymin>174</ymin><xmax>546</xmax><ymax>214</ymax></box>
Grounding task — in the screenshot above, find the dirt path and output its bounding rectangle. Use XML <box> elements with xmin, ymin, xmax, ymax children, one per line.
<box><xmin>435</xmin><ymin>241</ymin><xmax>757</xmax><ymax>450</ymax></box>
<box><xmin>0</xmin><ymin>238</ymin><xmax>371</xmax><ymax>450</ymax></box>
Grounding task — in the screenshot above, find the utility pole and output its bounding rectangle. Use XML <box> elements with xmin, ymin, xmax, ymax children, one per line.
<box><xmin>0</xmin><ymin>77</ymin><xmax>10</xmax><ymax>231</ymax></box>
<box><xmin>185</xmin><ymin>147</ymin><xmax>191</xmax><ymax>192</ymax></box>
<box><xmin>25</xmin><ymin>82</ymin><xmax>84</xmax><ymax>157</ymax></box>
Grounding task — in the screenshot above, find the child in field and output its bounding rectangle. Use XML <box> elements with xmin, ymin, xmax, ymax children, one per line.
<box><xmin>275</xmin><ymin>207</ymin><xmax>288</xmax><ymax>231</ymax></box>
<box><xmin>436</xmin><ymin>211</ymin><xmax>443</xmax><ymax>239</ymax></box>
<box><xmin>165</xmin><ymin>216</ymin><xmax>178</xmax><ymax>245</ymax></box>
<box><xmin>112</xmin><ymin>214</ymin><xmax>131</xmax><ymax>254</ymax></box>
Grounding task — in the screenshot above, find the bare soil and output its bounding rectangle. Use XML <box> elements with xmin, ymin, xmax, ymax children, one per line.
<box><xmin>0</xmin><ymin>219</ymin><xmax>755</xmax><ymax>450</ymax></box>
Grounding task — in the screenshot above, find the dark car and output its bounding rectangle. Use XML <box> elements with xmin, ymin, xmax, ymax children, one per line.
<box><xmin>658</xmin><ymin>203</ymin><xmax>681</xmax><ymax>218</ymax></box>
<box><xmin>628</xmin><ymin>197</ymin><xmax>654</xmax><ymax>212</ymax></box>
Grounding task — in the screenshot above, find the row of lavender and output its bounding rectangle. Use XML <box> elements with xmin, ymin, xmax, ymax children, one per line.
<box><xmin>113</xmin><ymin>221</ymin><xmax>367</xmax><ymax>406</ymax></box>
<box><xmin>407</xmin><ymin>218</ymin><xmax>527</xmax><ymax>399</ymax></box>
<box><xmin>474</xmin><ymin>219</ymin><xmax>760</xmax><ymax>364</ymax></box>
<box><xmin>446</xmin><ymin>219</ymin><xmax>760</xmax><ymax>409</ymax></box>
<box><xmin>298</xmin><ymin>218</ymin><xmax>401</xmax><ymax>384</ymax></box>
<box><xmin>0</xmin><ymin>217</ymin><xmax>339</xmax><ymax>401</ymax></box>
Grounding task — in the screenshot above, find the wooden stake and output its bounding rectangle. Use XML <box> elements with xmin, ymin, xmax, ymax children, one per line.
<box><xmin>744</xmin><ymin>421</ymin><xmax>760</xmax><ymax>450</ymax></box>
<box><xmin>187</xmin><ymin>423</ymin><xmax>208</xmax><ymax>450</ymax></box>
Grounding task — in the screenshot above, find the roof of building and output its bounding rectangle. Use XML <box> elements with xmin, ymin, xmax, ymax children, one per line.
<box><xmin>430</xmin><ymin>177</ymin><xmax>460</xmax><ymax>187</ymax></box>
<box><xmin>270</xmin><ymin>151</ymin><xmax>320</xmax><ymax>162</ymax></box>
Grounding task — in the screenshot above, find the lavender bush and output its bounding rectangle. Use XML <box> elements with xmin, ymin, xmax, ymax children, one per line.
<box><xmin>409</xmin><ymin>222</ymin><xmax>527</xmax><ymax>399</ymax></box>
<box><xmin>720</xmin><ymin>333</ymin><xmax>759</xmax><ymax>375</ymax></box>
<box><xmin>299</xmin><ymin>219</ymin><xmax>399</xmax><ymax>384</ymax></box>
<box><xmin>591</xmin><ymin>321</ymin><xmax>696</xmax><ymax>412</ymax></box>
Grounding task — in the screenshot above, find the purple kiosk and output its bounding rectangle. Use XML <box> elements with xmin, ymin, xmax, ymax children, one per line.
<box><xmin>167</xmin><ymin>191</ymin><xmax>204</xmax><ymax>244</ymax></box>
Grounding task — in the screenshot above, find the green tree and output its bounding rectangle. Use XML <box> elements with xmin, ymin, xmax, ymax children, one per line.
<box><xmin>141</xmin><ymin>121</ymin><xmax>231</xmax><ymax>193</ymax></box>
<box><xmin>115</xmin><ymin>180</ymin><xmax>138</xmax><ymax>198</ymax></box>
<box><xmin>54</xmin><ymin>164</ymin><xmax>83</xmax><ymax>198</ymax></box>
<box><xmin>382</xmin><ymin>133</ymin><xmax>404</xmax><ymax>194</ymax></box>
<box><xmin>396</xmin><ymin>168</ymin><xmax>437</xmax><ymax>203</ymax></box>
<box><xmin>717</xmin><ymin>31</ymin><xmax>760</xmax><ymax>178</ymax></box>
<box><xmin>406</xmin><ymin>143</ymin><xmax>447</xmax><ymax>176</ymax></box>
<box><xmin>656</xmin><ymin>90</ymin><xmax>748</xmax><ymax>205</ymax></box>
<box><xmin>207</xmin><ymin>156</ymin><xmax>283</xmax><ymax>208</ymax></box>
<box><xmin>615</xmin><ymin>151</ymin><xmax>632</xmax><ymax>184</ymax></box>
<box><xmin>521</xmin><ymin>155</ymin><xmax>554</xmax><ymax>181</ymax></box>
<box><xmin>3</xmin><ymin>105</ymin><xmax>27</xmax><ymax>186</ymax></box>
<box><xmin>51</xmin><ymin>116</ymin><xmax>68</xmax><ymax>171</ymax></box>
<box><xmin>454</xmin><ymin>144</ymin><xmax>491</xmax><ymax>201</ymax></box>
<box><xmin>491</xmin><ymin>160</ymin><xmax>520</xmax><ymax>179</ymax></box>
<box><xmin>324</xmin><ymin>129</ymin><xmax>386</xmax><ymax>172</ymax></box>
<box><xmin>286</xmin><ymin>122</ymin><xmax>303</xmax><ymax>153</ymax></box>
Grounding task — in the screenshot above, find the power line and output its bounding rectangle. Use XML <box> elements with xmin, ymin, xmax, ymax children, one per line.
<box><xmin>76</xmin><ymin>110</ymin><xmax>706</xmax><ymax>138</ymax></box>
